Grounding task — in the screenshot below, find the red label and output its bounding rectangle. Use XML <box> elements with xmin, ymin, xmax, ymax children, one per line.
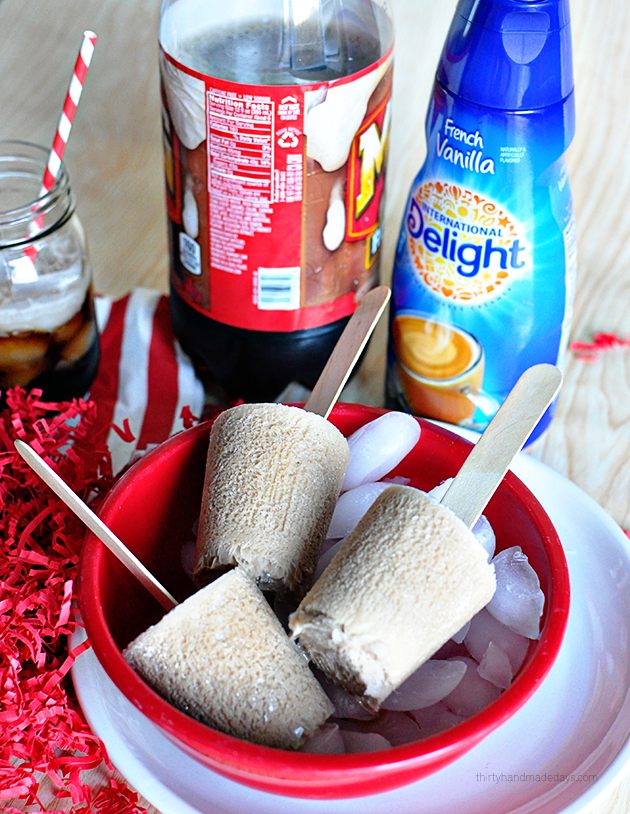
<box><xmin>160</xmin><ymin>49</ymin><xmax>393</xmax><ymax>332</ymax></box>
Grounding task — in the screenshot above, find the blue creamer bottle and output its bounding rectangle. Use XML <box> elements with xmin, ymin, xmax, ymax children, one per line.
<box><xmin>387</xmin><ymin>0</ymin><xmax>575</xmax><ymax>443</ymax></box>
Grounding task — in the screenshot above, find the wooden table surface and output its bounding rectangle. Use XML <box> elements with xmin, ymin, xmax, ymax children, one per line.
<box><xmin>3</xmin><ymin>0</ymin><xmax>630</xmax><ymax>811</ymax></box>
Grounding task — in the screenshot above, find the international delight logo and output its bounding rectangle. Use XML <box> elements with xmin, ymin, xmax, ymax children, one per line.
<box><xmin>404</xmin><ymin>119</ymin><xmax>530</xmax><ymax>303</ymax></box>
<box><xmin>406</xmin><ymin>133</ymin><xmax>532</xmax><ymax>304</ymax></box>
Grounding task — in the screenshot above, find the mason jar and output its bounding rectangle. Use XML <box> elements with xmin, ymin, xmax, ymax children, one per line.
<box><xmin>0</xmin><ymin>140</ymin><xmax>100</xmax><ymax>400</ymax></box>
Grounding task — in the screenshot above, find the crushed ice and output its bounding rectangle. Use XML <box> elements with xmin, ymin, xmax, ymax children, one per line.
<box><xmin>486</xmin><ymin>546</ymin><xmax>545</xmax><ymax>639</ymax></box>
<box><xmin>464</xmin><ymin>608</ymin><xmax>530</xmax><ymax>673</ymax></box>
<box><xmin>381</xmin><ymin>659</ymin><xmax>466</xmax><ymax>711</ymax></box>
<box><xmin>409</xmin><ymin>701</ymin><xmax>464</xmax><ymax>737</ymax></box>
<box><xmin>313</xmin><ymin>538</ymin><xmax>344</xmax><ymax>581</ymax></box>
<box><xmin>429</xmin><ymin>478</ymin><xmax>496</xmax><ymax>560</ymax></box>
<box><xmin>478</xmin><ymin>641</ymin><xmax>513</xmax><ymax>689</ymax></box>
<box><xmin>327</xmin><ymin>481</ymin><xmax>392</xmax><ymax>539</ymax></box>
<box><xmin>302</xmin><ymin>722</ymin><xmax>346</xmax><ymax>753</ymax></box>
<box><xmin>341</xmin><ymin>730</ymin><xmax>392</xmax><ymax>752</ymax></box>
<box><xmin>471</xmin><ymin>514</ymin><xmax>496</xmax><ymax>561</ymax></box>
<box><xmin>341</xmin><ymin>412</ymin><xmax>421</xmax><ymax>491</ymax></box>
<box><xmin>443</xmin><ymin>657</ymin><xmax>502</xmax><ymax>717</ymax></box>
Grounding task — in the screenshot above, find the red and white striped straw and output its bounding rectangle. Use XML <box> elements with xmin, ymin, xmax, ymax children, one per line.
<box><xmin>19</xmin><ymin>30</ymin><xmax>96</xmax><ymax>272</ymax></box>
<box><xmin>40</xmin><ymin>30</ymin><xmax>97</xmax><ymax>196</ymax></box>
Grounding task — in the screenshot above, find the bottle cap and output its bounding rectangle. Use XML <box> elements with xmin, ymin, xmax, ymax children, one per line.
<box><xmin>436</xmin><ymin>0</ymin><xmax>573</xmax><ymax>110</ymax></box>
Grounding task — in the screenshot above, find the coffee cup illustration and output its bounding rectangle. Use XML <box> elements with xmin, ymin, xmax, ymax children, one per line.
<box><xmin>392</xmin><ymin>313</ymin><xmax>498</xmax><ymax>425</ymax></box>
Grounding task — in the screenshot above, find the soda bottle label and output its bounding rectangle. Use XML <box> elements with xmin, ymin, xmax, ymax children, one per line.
<box><xmin>388</xmin><ymin>96</ymin><xmax>576</xmax><ymax>438</ymax></box>
<box><xmin>160</xmin><ymin>47</ymin><xmax>393</xmax><ymax>332</ymax></box>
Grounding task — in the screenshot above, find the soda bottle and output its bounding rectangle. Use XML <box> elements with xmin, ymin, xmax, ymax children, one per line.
<box><xmin>388</xmin><ymin>0</ymin><xmax>575</xmax><ymax>444</ymax></box>
<box><xmin>159</xmin><ymin>0</ymin><xmax>394</xmax><ymax>401</ymax></box>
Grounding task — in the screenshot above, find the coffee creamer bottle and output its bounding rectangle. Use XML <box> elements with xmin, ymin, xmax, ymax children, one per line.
<box><xmin>159</xmin><ymin>0</ymin><xmax>394</xmax><ymax>402</ymax></box>
<box><xmin>388</xmin><ymin>0</ymin><xmax>575</xmax><ymax>443</ymax></box>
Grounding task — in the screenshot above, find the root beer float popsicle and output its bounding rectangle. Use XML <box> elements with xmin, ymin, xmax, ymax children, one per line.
<box><xmin>290</xmin><ymin>364</ymin><xmax>562</xmax><ymax>710</ymax></box>
<box><xmin>193</xmin><ymin>402</ymin><xmax>350</xmax><ymax>598</ymax></box>
<box><xmin>193</xmin><ymin>287</ymin><xmax>390</xmax><ymax>599</ymax></box>
<box><xmin>124</xmin><ymin>568</ymin><xmax>334</xmax><ymax>749</ymax></box>
<box><xmin>289</xmin><ymin>485</ymin><xmax>496</xmax><ymax>709</ymax></box>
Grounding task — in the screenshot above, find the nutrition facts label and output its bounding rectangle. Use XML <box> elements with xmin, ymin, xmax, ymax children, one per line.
<box><xmin>274</xmin><ymin>154</ymin><xmax>302</xmax><ymax>204</ymax></box>
<box><xmin>208</xmin><ymin>89</ymin><xmax>275</xmax><ymax>274</ymax></box>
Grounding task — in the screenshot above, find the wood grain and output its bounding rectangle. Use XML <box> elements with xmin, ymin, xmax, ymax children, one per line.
<box><xmin>2</xmin><ymin>0</ymin><xmax>630</xmax><ymax>810</ymax></box>
<box><xmin>305</xmin><ymin>285</ymin><xmax>390</xmax><ymax>418</ymax></box>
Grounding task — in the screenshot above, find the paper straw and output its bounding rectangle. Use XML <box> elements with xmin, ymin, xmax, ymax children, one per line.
<box><xmin>40</xmin><ymin>30</ymin><xmax>97</xmax><ymax>196</ymax></box>
<box><xmin>19</xmin><ymin>31</ymin><xmax>96</xmax><ymax>274</ymax></box>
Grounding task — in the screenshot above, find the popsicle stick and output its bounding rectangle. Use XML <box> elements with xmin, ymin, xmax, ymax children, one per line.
<box><xmin>14</xmin><ymin>439</ymin><xmax>178</xmax><ymax>610</ymax></box>
<box><xmin>304</xmin><ymin>285</ymin><xmax>391</xmax><ymax>418</ymax></box>
<box><xmin>441</xmin><ymin>363</ymin><xmax>562</xmax><ymax>529</ymax></box>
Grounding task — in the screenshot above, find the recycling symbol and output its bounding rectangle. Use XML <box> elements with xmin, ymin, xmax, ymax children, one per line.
<box><xmin>277</xmin><ymin>130</ymin><xmax>300</xmax><ymax>148</ymax></box>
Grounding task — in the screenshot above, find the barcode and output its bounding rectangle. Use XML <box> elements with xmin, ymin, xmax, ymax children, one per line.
<box><xmin>257</xmin><ymin>266</ymin><xmax>301</xmax><ymax>310</ymax></box>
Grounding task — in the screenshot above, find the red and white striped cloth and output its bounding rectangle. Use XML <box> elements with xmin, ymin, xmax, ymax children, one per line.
<box><xmin>91</xmin><ymin>289</ymin><xmax>206</xmax><ymax>474</ymax></box>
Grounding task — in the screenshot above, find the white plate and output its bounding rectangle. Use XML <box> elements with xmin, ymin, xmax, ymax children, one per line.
<box><xmin>71</xmin><ymin>448</ymin><xmax>630</xmax><ymax>814</ymax></box>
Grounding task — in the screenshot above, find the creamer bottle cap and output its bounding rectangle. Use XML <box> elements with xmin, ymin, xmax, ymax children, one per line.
<box><xmin>436</xmin><ymin>0</ymin><xmax>573</xmax><ymax>111</ymax></box>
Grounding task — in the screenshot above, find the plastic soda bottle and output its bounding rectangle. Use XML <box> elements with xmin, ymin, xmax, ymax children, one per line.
<box><xmin>159</xmin><ymin>0</ymin><xmax>394</xmax><ymax>401</ymax></box>
<box><xmin>387</xmin><ymin>0</ymin><xmax>575</xmax><ymax>443</ymax></box>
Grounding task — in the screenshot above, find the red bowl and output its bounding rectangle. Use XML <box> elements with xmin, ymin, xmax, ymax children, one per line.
<box><xmin>78</xmin><ymin>403</ymin><xmax>570</xmax><ymax>799</ymax></box>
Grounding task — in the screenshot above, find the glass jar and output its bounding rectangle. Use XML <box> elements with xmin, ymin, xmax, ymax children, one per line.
<box><xmin>0</xmin><ymin>140</ymin><xmax>100</xmax><ymax>401</ymax></box>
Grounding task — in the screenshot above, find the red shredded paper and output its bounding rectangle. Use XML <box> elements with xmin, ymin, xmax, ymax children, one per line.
<box><xmin>570</xmin><ymin>332</ymin><xmax>630</xmax><ymax>362</ymax></box>
<box><xmin>0</xmin><ymin>388</ymin><xmax>148</xmax><ymax>813</ymax></box>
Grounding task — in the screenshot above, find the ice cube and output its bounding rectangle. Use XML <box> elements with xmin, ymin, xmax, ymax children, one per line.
<box><xmin>409</xmin><ymin>701</ymin><xmax>465</xmax><ymax>736</ymax></box>
<box><xmin>486</xmin><ymin>546</ymin><xmax>545</xmax><ymax>639</ymax></box>
<box><xmin>451</xmin><ymin>620</ymin><xmax>470</xmax><ymax>644</ymax></box>
<box><xmin>320</xmin><ymin>537</ymin><xmax>338</xmax><ymax>556</ymax></box>
<box><xmin>433</xmin><ymin>637</ymin><xmax>468</xmax><ymax>660</ymax></box>
<box><xmin>302</xmin><ymin>722</ymin><xmax>346</xmax><ymax>753</ymax></box>
<box><xmin>180</xmin><ymin>539</ymin><xmax>196</xmax><ymax>579</ymax></box>
<box><xmin>477</xmin><ymin>641</ymin><xmax>513</xmax><ymax>689</ymax></box>
<box><xmin>339</xmin><ymin>710</ymin><xmax>421</xmax><ymax>747</ymax></box>
<box><xmin>341</xmin><ymin>730</ymin><xmax>392</xmax><ymax>753</ymax></box>
<box><xmin>327</xmin><ymin>481</ymin><xmax>393</xmax><ymax>539</ymax></box>
<box><xmin>428</xmin><ymin>479</ymin><xmax>495</xmax><ymax>560</ymax></box>
<box><xmin>342</xmin><ymin>412</ymin><xmax>421</xmax><ymax>491</ymax></box>
<box><xmin>376</xmin><ymin>711</ymin><xmax>427</xmax><ymax>746</ymax></box>
<box><xmin>464</xmin><ymin>608</ymin><xmax>530</xmax><ymax>673</ymax></box>
<box><xmin>382</xmin><ymin>475</ymin><xmax>411</xmax><ymax>486</ymax></box>
<box><xmin>382</xmin><ymin>659</ymin><xmax>467</xmax><ymax>711</ymax></box>
<box><xmin>314</xmin><ymin>670</ymin><xmax>376</xmax><ymax>720</ymax></box>
<box><xmin>0</xmin><ymin>239</ymin><xmax>88</xmax><ymax>334</ymax></box>
<box><xmin>313</xmin><ymin>538</ymin><xmax>344</xmax><ymax>582</ymax></box>
<box><xmin>472</xmin><ymin>514</ymin><xmax>496</xmax><ymax>561</ymax></box>
<box><xmin>443</xmin><ymin>657</ymin><xmax>502</xmax><ymax>718</ymax></box>
<box><xmin>428</xmin><ymin>478</ymin><xmax>452</xmax><ymax>502</ymax></box>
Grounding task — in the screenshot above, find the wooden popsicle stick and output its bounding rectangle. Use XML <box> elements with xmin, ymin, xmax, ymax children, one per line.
<box><xmin>440</xmin><ymin>363</ymin><xmax>563</xmax><ymax>529</ymax></box>
<box><xmin>14</xmin><ymin>439</ymin><xmax>178</xmax><ymax>611</ymax></box>
<box><xmin>304</xmin><ymin>285</ymin><xmax>391</xmax><ymax>418</ymax></box>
